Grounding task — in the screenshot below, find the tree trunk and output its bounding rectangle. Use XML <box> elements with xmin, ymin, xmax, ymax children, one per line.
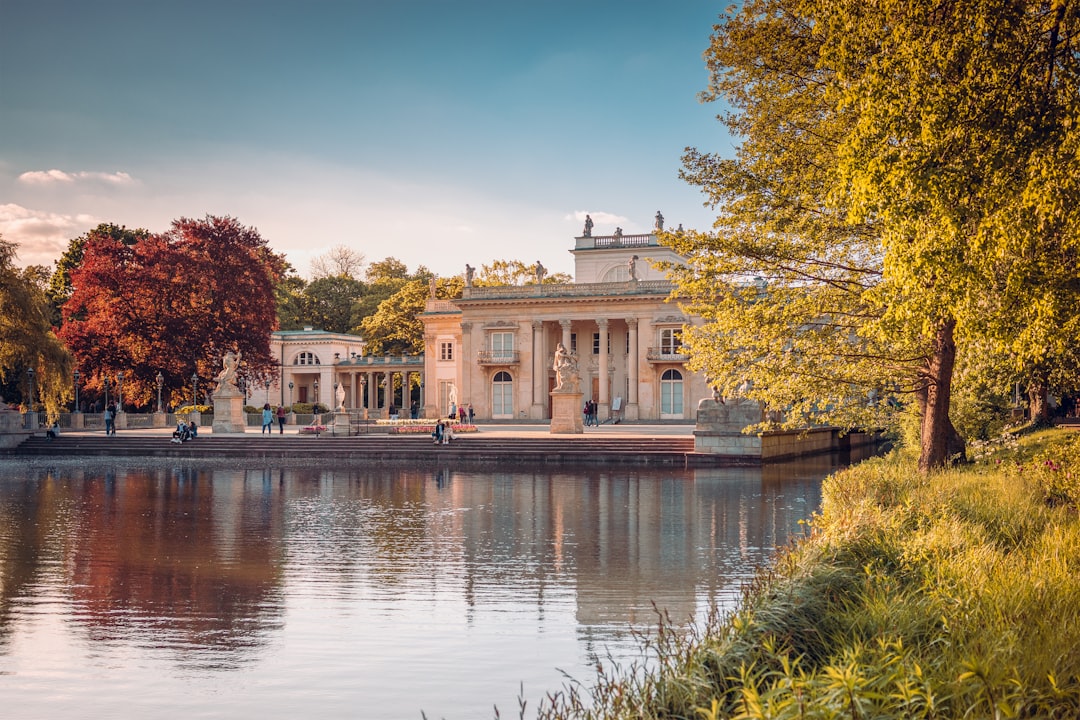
<box><xmin>1028</xmin><ymin>381</ymin><xmax>1051</xmax><ymax>426</ymax></box>
<box><xmin>918</xmin><ymin>319</ymin><xmax>965</xmax><ymax>473</ymax></box>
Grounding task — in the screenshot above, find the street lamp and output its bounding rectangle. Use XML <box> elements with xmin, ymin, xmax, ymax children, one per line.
<box><xmin>288</xmin><ymin>381</ymin><xmax>294</xmax><ymax>407</ymax></box>
<box><xmin>333</xmin><ymin>381</ymin><xmax>339</xmax><ymax>411</ymax></box>
<box><xmin>191</xmin><ymin>373</ymin><xmax>199</xmax><ymax>408</ymax></box>
<box><xmin>26</xmin><ymin>367</ymin><xmax>35</xmax><ymax>415</ymax></box>
<box><xmin>74</xmin><ymin>369</ymin><xmax>81</xmax><ymax>413</ymax></box>
<box><xmin>156</xmin><ymin>372</ymin><xmax>164</xmax><ymax>413</ymax></box>
<box><xmin>313</xmin><ymin>379</ymin><xmax>319</xmax><ymax>409</ymax></box>
<box><xmin>265</xmin><ymin>378</ymin><xmax>271</xmax><ymax>404</ymax></box>
<box><xmin>104</xmin><ymin>376</ymin><xmax>111</xmax><ymax>410</ymax></box>
<box><xmin>117</xmin><ymin>372</ymin><xmax>124</xmax><ymax>413</ymax></box>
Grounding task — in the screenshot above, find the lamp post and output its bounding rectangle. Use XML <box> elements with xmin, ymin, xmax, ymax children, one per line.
<box><xmin>104</xmin><ymin>376</ymin><xmax>110</xmax><ymax>411</ymax></box>
<box><xmin>191</xmin><ymin>373</ymin><xmax>198</xmax><ymax>408</ymax></box>
<box><xmin>74</xmin><ymin>369</ymin><xmax>81</xmax><ymax>413</ymax></box>
<box><xmin>333</xmin><ymin>382</ymin><xmax>339</xmax><ymax>411</ymax></box>
<box><xmin>156</xmin><ymin>372</ymin><xmax>164</xmax><ymax>413</ymax></box>
<box><xmin>313</xmin><ymin>379</ymin><xmax>319</xmax><ymax>409</ymax></box>
<box><xmin>288</xmin><ymin>381</ymin><xmax>294</xmax><ymax>407</ymax></box>
<box><xmin>265</xmin><ymin>378</ymin><xmax>271</xmax><ymax>404</ymax></box>
<box><xmin>117</xmin><ymin>372</ymin><xmax>124</xmax><ymax>413</ymax></box>
<box><xmin>26</xmin><ymin>367</ymin><xmax>35</xmax><ymax>418</ymax></box>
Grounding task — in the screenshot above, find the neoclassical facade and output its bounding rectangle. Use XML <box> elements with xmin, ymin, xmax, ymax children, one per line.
<box><xmin>420</xmin><ymin>229</ymin><xmax>708</xmax><ymax>422</ymax></box>
<box><xmin>268</xmin><ymin>328</ymin><xmax>424</xmax><ymax>414</ymax></box>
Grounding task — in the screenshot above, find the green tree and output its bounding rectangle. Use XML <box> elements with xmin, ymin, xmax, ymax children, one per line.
<box><xmin>361</xmin><ymin>276</ymin><xmax>463</xmax><ymax>354</ymax></box>
<box><xmin>0</xmin><ymin>237</ymin><xmax>72</xmax><ymax>418</ymax></box>
<box><xmin>670</xmin><ymin>0</ymin><xmax>1080</xmax><ymax>471</ymax></box>
<box><xmin>300</xmin><ymin>275</ymin><xmax>368</xmax><ymax>333</ymax></box>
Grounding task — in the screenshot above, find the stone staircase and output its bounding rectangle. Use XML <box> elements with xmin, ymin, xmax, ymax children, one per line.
<box><xmin>5</xmin><ymin>433</ymin><xmax>703</xmax><ymax>467</ymax></box>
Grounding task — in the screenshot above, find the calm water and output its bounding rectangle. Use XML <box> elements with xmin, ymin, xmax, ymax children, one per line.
<box><xmin>0</xmin><ymin>453</ymin><xmax>863</xmax><ymax>719</ymax></box>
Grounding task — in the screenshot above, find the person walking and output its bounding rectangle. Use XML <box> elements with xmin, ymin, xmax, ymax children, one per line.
<box><xmin>105</xmin><ymin>403</ymin><xmax>116</xmax><ymax>436</ymax></box>
<box><xmin>467</xmin><ymin>404</ymin><xmax>474</xmax><ymax>424</ymax></box>
<box><xmin>261</xmin><ymin>403</ymin><xmax>273</xmax><ymax>434</ymax></box>
<box><xmin>276</xmin><ymin>405</ymin><xmax>286</xmax><ymax>434</ymax></box>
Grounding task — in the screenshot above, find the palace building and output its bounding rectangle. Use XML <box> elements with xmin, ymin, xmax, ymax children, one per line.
<box><xmin>419</xmin><ymin>221</ymin><xmax>708</xmax><ymax>422</ymax></box>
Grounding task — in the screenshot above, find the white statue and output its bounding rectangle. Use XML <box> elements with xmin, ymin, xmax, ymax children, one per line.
<box><xmin>214</xmin><ymin>351</ymin><xmax>241</xmax><ymax>389</ymax></box>
<box><xmin>335</xmin><ymin>382</ymin><xmax>346</xmax><ymax>411</ymax></box>
<box><xmin>628</xmin><ymin>255</ymin><xmax>639</xmax><ymax>280</ymax></box>
<box><xmin>552</xmin><ymin>342</ymin><xmax>580</xmax><ymax>393</ymax></box>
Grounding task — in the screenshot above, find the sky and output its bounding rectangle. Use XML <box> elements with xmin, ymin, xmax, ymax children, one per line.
<box><xmin>0</xmin><ymin>0</ymin><xmax>734</xmax><ymax>280</ymax></box>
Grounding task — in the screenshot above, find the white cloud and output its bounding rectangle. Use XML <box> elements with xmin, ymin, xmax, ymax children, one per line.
<box><xmin>566</xmin><ymin>210</ymin><xmax>629</xmax><ymax>232</ymax></box>
<box><xmin>18</xmin><ymin>169</ymin><xmax>136</xmax><ymax>186</ymax></box>
<box><xmin>0</xmin><ymin>204</ymin><xmax>99</xmax><ymax>267</ymax></box>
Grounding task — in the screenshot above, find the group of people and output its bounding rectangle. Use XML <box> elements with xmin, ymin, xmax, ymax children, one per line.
<box><xmin>432</xmin><ymin>418</ymin><xmax>454</xmax><ymax>445</ymax></box>
<box><xmin>103</xmin><ymin>403</ymin><xmax>118</xmax><ymax>436</ymax></box>
<box><xmin>171</xmin><ymin>418</ymin><xmax>198</xmax><ymax>443</ymax></box>
<box><xmin>582</xmin><ymin>399</ymin><xmax>600</xmax><ymax>427</ymax></box>
<box><xmin>261</xmin><ymin>403</ymin><xmax>287</xmax><ymax>434</ymax></box>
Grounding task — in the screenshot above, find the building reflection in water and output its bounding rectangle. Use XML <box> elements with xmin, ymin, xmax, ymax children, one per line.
<box><xmin>0</xmin><ymin>447</ymin><xmax>875</xmax><ymax>700</ymax></box>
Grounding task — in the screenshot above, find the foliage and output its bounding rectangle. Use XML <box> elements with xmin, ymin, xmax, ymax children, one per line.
<box><xmin>360</xmin><ymin>275</ymin><xmax>462</xmax><ymax>354</ymax></box>
<box><xmin>300</xmin><ymin>274</ymin><xmax>368</xmax><ymax>334</ymax></box>
<box><xmin>537</xmin><ymin>430</ymin><xmax>1080</xmax><ymax>719</ymax></box>
<box><xmin>0</xmin><ymin>237</ymin><xmax>73</xmax><ymax>419</ymax></box>
<box><xmin>668</xmin><ymin>0</ymin><xmax>1080</xmax><ymax>471</ymax></box>
<box><xmin>472</xmin><ymin>259</ymin><xmax>572</xmax><ymax>286</ymax></box>
<box><xmin>56</xmin><ymin>215</ymin><xmax>286</xmax><ymax>410</ymax></box>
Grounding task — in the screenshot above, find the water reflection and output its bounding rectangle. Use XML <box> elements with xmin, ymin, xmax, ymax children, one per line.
<box><xmin>0</xmin><ymin>450</ymin><xmax>872</xmax><ymax>719</ymax></box>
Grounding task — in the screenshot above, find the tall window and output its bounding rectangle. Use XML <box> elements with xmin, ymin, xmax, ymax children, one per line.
<box><xmin>660</xmin><ymin>368</ymin><xmax>684</xmax><ymax>418</ymax></box>
<box><xmin>570</xmin><ymin>333</ymin><xmax>577</xmax><ymax>353</ymax></box>
<box><xmin>659</xmin><ymin>328</ymin><xmax>683</xmax><ymax>354</ymax></box>
<box><xmin>490</xmin><ymin>332</ymin><xmax>514</xmax><ymax>358</ymax></box>
<box><xmin>492</xmin><ymin>371</ymin><xmax>513</xmax><ymax>418</ymax></box>
<box><xmin>592</xmin><ymin>332</ymin><xmax>610</xmax><ymax>355</ymax></box>
<box><xmin>296</xmin><ymin>351</ymin><xmax>321</xmax><ymax>366</ymax></box>
<box><xmin>439</xmin><ymin>342</ymin><xmax>454</xmax><ymax>361</ymax></box>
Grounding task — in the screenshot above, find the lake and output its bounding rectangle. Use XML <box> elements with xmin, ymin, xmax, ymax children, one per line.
<box><xmin>0</xmin><ymin>452</ymin><xmax>862</xmax><ymax>719</ymax></box>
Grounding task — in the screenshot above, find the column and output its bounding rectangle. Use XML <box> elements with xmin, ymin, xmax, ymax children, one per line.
<box><xmin>532</xmin><ymin>320</ymin><xmax>544</xmax><ymax>407</ymax></box>
<box><xmin>559</xmin><ymin>319</ymin><xmax>572</xmax><ymax>353</ymax></box>
<box><xmin>598</xmin><ymin>318</ymin><xmax>609</xmax><ymax>409</ymax></box>
<box><xmin>627</xmin><ymin>318</ymin><xmax>639</xmax><ymax>405</ymax></box>
<box><xmin>460</xmin><ymin>322</ymin><xmax>473</xmax><ymax>409</ymax></box>
<box><xmin>366</xmin><ymin>371</ymin><xmax>375</xmax><ymax>414</ymax></box>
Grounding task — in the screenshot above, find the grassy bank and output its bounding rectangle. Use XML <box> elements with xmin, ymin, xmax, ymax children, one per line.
<box><xmin>538</xmin><ymin>429</ymin><xmax>1080</xmax><ymax>719</ymax></box>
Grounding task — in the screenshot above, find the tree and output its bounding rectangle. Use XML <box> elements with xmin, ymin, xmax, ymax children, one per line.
<box><xmin>309</xmin><ymin>244</ymin><xmax>366</xmax><ymax>280</ymax></box>
<box><xmin>670</xmin><ymin>0</ymin><xmax>1080</xmax><ymax>471</ymax></box>
<box><xmin>0</xmin><ymin>237</ymin><xmax>72</xmax><ymax>417</ymax></box>
<box><xmin>57</xmin><ymin>216</ymin><xmax>286</xmax><ymax>409</ymax></box>
<box><xmin>361</xmin><ymin>276</ymin><xmax>463</xmax><ymax>355</ymax></box>
<box><xmin>300</xmin><ymin>275</ymin><xmax>368</xmax><ymax>334</ymax></box>
<box><xmin>473</xmin><ymin>259</ymin><xmax>572</xmax><ymax>286</ymax></box>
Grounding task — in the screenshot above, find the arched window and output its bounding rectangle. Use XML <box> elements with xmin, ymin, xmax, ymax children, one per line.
<box><xmin>660</xmin><ymin>368</ymin><xmax>684</xmax><ymax>418</ymax></box>
<box><xmin>492</xmin><ymin>371</ymin><xmax>513</xmax><ymax>418</ymax></box>
<box><xmin>296</xmin><ymin>351</ymin><xmax>321</xmax><ymax>366</ymax></box>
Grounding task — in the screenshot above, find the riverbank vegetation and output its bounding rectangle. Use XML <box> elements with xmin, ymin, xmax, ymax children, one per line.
<box><xmin>537</xmin><ymin>428</ymin><xmax>1080</xmax><ymax>719</ymax></box>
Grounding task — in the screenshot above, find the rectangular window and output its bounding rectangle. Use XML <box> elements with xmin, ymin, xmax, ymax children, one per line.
<box><xmin>570</xmin><ymin>333</ymin><xmax>577</xmax><ymax>353</ymax></box>
<box><xmin>592</xmin><ymin>333</ymin><xmax>611</xmax><ymax>355</ymax></box>
<box><xmin>490</xmin><ymin>332</ymin><xmax>514</xmax><ymax>358</ymax></box>
<box><xmin>439</xmin><ymin>342</ymin><xmax>454</xmax><ymax>361</ymax></box>
<box><xmin>660</xmin><ymin>328</ymin><xmax>683</xmax><ymax>354</ymax></box>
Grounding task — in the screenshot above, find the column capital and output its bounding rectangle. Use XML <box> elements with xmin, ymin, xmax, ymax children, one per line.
<box><xmin>626</xmin><ymin>317</ymin><xmax>638</xmax><ymax>329</ymax></box>
<box><xmin>532</xmin><ymin>320</ymin><xmax>544</xmax><ymax>331</ymax></box>
<box><xmin>597</xmin><ymin>318</ymin><xmax>609</xmax><ymax>328</ymax></box>
<box><xmin>460</xmin><ymin>322</ymin><xmax>473</xmax><ymax>332</ymax></box>
<box><xmin>559</xmin><ymin>319</ymin><xmax>572</xmax><ymax>330</ymax></box>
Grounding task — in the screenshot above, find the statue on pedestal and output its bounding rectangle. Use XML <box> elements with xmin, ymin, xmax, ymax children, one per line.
<box><xmin>214</xmin><ymin>351</ymin><xmax>241</xmax><ymax>392</ymax></box>
<box><xmin>335</xmin><ymin>382</ymin><xmax>346</xmax><ymax>412</ymax></box>
<box><xmin>552</xmin><ymin>342</ymin><xmax>580</xmax><ymax>393</ymax></box>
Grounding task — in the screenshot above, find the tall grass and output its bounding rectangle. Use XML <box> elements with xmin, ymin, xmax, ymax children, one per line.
<box><xmin>537</xmin><ymin>429</ymin><xmax>1080</xmax><ymax>719</ymax></box>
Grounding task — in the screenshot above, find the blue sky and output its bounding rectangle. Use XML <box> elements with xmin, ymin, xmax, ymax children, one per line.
<box><xmin>0</xmin><ymin>0</ymin><xmax>732</xmax><ymax>279</ymax></box>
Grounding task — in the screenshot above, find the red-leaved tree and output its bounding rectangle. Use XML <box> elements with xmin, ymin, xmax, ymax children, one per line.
<box><xmin>58</xmin><ymin>216</ymin><xmax>286</xmax><ymax>410</ymax></box>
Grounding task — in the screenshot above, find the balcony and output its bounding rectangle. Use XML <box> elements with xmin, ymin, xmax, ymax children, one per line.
<box><xmin>477</xmin><ymin>350</ymin><xmax>520</xmax><ymax>365</ymax></box>
<box><xmin>646</xmin><ymin>347</ymin><xmax>690</xmax><ymax>363</ymax></box>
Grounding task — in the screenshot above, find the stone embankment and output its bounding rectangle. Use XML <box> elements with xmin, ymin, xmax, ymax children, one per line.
<box><xmin>5</xmin><ymin>433</ymin><xmax>706</xmax><ymax>467</ymax></box>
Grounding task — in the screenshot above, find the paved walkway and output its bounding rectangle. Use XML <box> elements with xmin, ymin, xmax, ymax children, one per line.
<box><xmin>58</xmin><ymin>422</ymin><xmax>696</xmax><ymax>440</ymax></box>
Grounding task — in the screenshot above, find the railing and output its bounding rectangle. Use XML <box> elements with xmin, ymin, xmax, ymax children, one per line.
<box><xmin>646</xmin><ymin>347</ymin><xmax>691</xmax><ymax>362</ymax></box>
<box><xmin>464</xmin><ymin>279</ymin><xmax>673</xmax><ymax>301</ymax></box>
<box><xmin>575</xmin><ymin>233</ymin><xmax>657</xmax><ymax>250</ymax></box>
<box><xmin>476</xmin><ymin>350</ymin><xmax>520</xmax><ymax>365</ymax></box>
<box><xmin>335</xmin><ymin>354</ymin><xmax>425</xmax><ymax>367</ymax></box>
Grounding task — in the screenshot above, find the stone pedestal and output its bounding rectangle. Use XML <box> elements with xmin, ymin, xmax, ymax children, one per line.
<box><xmin>115</xmin><ymin>411</ymin><xmax>127</xmax><ymax>430</ymax></box>
<box><xmin>211</xmin><ymin>388</ymin><xmax>247</xmax><ymax>434</ymax></box>
<box><xmin>333</xmin><ymin>411</ymin><xmax>351</xmax><ymax>436</ymax></box>
<box><xmin>693</xmin><ymin>397</ymin><xmax>763</xmax><ymax>456</ymax></box>
<box><xmin>549</xmin><ymin>391</ymin><xmax>584</xmax><ymax>434</ymax></box>
<box><xmin>71</xmin><ymin>412</ymin><xmax>84</xmax><ymax>429</ymax></box>
<box><xmin>151</xmin><ymin>412</ymin><xmax>167</xmax><ymax>428</ymax></box>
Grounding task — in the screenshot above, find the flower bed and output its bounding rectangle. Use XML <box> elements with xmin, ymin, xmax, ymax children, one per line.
<box><xmin>388</xmin><ymin>423</ymin><xmax>477</xmax><ymax>435</ymax></box>
<box><xmin>298</xmin><ymin>425</ymin><xmax>327</xmax><ymax>435</ymax></box>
